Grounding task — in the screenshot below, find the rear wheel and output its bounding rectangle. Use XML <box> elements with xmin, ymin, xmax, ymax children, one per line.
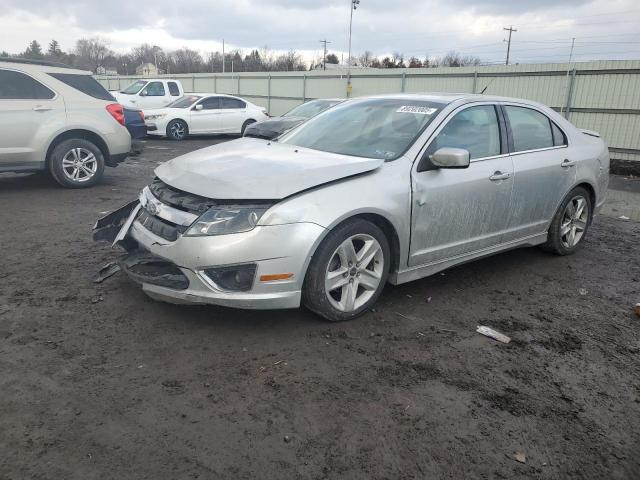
<box><xmin>241</xmin><ymin>119</ymin><xmax>256</xmax><ymax>136</ymax></box>
<box><xmin>543</xmin><ymin>187</ymin><xmax>592</xmax><ymax>255</ymax></box>
<box><xmin>48</xmin><ymin>138</ymin><xmax>104</xmax><ymax>188</ymax></box>
<box><xmin>302</xmin><ymin>219</ymin><xmax>390</xmax><ymax>322</ymax></box>
<box><xmin>166</xmin><ymin>119</ymin><xmax>188</xmax><ymax>141</ymax></box>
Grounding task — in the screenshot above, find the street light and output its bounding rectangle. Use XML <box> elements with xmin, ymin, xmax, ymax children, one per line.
<box><xmin>347</xmin><ymin>0</ymin><xmax>360</xmax><ymax>97</ymax></box>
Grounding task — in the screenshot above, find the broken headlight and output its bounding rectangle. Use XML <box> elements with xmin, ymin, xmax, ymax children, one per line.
<box><xmin>184</xmin><ymin>206</ymin><xmax>268</xmax><ymax>236</ymax></box>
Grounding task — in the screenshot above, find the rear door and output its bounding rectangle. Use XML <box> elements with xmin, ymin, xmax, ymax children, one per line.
<box><xmin>501</xmin><ymin>104</ymin><xmax>575</xmax><ymax>241</ymax></box>
<box><xmin>409</xmin><ymin>103</ymin><xmax>514</xmax><ymax>266</ymax></box>
<box><xmin>0</xmin><ymin>68</ymin><xmax>65</xmax><ymax>170</ymax></box>
<box><xmin>138</xmin><ymin>81</ymin><xmax>169</xmax><ymax>109</ymax></box>
<box><xmin>218</xmin><ymin>97</ymin><xmax>248</xmax><ymax>133</ymax></box>
<box><xmin>189</xmin><ymin>96</ymin><xmax>222</xmax><ymax>133</ymax></box>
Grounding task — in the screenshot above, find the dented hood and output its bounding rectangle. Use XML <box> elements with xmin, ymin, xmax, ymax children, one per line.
<box><xmin>154</xmin><ymin>137</ymin><xmax>384</xmax><ymax>200</ymax></box>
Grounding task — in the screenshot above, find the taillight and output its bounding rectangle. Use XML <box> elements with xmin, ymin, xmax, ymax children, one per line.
<box><xmin>106</xmin><ymin>103</ymin><xmax>125</xmax><ymax>126</ymax></box>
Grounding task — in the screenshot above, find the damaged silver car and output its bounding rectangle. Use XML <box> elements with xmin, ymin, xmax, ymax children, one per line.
<box><xmin>95</xmin><ymin>94</ymin><xmax>609</xmax><ymax>321</ymax></box>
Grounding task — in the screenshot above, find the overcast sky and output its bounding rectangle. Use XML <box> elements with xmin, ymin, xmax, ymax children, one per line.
<box><xmin>1</xmin><ymin>0</ymin><xmax>639</xmax><ymax>64</ymax></box>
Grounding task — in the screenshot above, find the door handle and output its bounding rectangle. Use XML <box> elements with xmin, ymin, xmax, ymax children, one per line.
<box><xmin>561</xmin><ymin>159</ymin><xmax>577</xmax><ymax>168</ymax></box>
<box><xmin>33</xmin><ymin>106</ymin><xmax>52</xmax><ymax>112</ymax></box>
<box><xmin>489</xmin><ymin>171</ymin><xmax>511</xmax><ymax>181</ymax></box>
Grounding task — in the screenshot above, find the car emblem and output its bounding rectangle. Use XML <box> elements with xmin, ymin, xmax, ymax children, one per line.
<box><xmin>147</xmin><ymin>200</ymin><xmax>160</xmax><ymax>216</ymax></box>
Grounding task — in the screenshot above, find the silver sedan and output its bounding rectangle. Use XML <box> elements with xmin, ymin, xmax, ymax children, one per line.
<box><xmin>95</xmin><ymin>94</ymin><xmax>610</xmax><ymax>321</ymax></box>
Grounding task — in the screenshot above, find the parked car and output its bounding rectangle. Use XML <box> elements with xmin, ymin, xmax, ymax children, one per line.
<box><xmin>143</xmin><ymin>94</ymin><xmax>268</xmax><ymax>140</ymax></box>
<box><xmin>95</xmin><ymin>94</ymin><xmax>609</xmax><ymax>321</ymax></box>
<box><xmin>243</xmin><ymin>98</ymin><xmax>343</xmax><ymax>140</ymax></box>
<box><xmin>124</xmin><ymin>108</ymin><xmax>146</xmax><ymax>139</ymax></box>
<box><xmin>0</xmin><ymin>58</ymin><xmax>131</xmax><ymax>188</ymax></box>
<box><xmin>112</xmin><ymin>79</ymin><xmax>184</xmax><ymax>109</ymax></box>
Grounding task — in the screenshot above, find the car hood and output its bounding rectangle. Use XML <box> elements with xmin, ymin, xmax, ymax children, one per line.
<box><xmin>143</xmin><ymin>108</ymin><xmax>171</xmax><ymax>116</ymax></box>
<box><xmin>154</xmin><ymin>137</ymin><xmax>384</xmax><ymax>200</ymax></box>
<box><xmin>245</xmin><ymin>116</ymin><xmax>306</xmax><ymax>139</ymax></box>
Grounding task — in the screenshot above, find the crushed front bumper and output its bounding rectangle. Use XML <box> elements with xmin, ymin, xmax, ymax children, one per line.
<box><xmin>93</xmin><ymin>192</ymin><xmax>325</xmax><ymax>310</ymax></box>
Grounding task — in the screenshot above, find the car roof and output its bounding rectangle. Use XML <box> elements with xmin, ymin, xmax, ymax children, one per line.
<box><xmin>0</xmin><ymin>57</ymin><xmax>90</xmax><ymax>75</ymax></box>
<box><xmin>361</xmin><ymin>92</ymin><xmax>546</xmax><ymax>107</ymax></box>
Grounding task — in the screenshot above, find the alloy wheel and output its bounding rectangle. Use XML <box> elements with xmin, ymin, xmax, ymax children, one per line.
<box><xmin>325</xmin><ymin>234</ymin><xmax>385</xmax><ymax>312</ymax></box>
<box><xmin>170</xmin><ymin>122</ymin><xmax>186</xmax><ymax>139</ymax></box>
<box><xmin>61</xmin><ymin>147</ymin><xmax>98</xmax><ymax>183</ymax></box>
<box><xmin>560</xmin><ymin>195</ymin><xmax>589</xmax><ymax>248</ymax></box>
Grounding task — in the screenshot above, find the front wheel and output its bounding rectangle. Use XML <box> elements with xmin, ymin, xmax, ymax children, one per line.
<box><xmin>543</xmin><ymin>187</ymin><xmax>592</xmax><ymax>255</ymax></box>
<box><xmin>48</xmin><ymin>138</ymin><xmax>104</xmax><ymax>188</ymax></box>
<box><xmin>302</xmin><ymin>219</ymin><xmax>390</xmax><ymax>322</ymax></box>
<box><xmin>166</xmin><ymin>119</ymin><xmax>188</xmax><ymax>141</ymax></box>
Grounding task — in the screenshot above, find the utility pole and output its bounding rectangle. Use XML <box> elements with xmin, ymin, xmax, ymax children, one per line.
<box><xmin>347</xmin><ymin>0</ymin><xmax>360</xmax><ymax>96</ymax></box>
<box><xmin>503</xmin><ymin>26</ymin><xmax>517</xmax><ymax>65</ymax></box>
<box><xmin>222</xmin><ymin>39</ymin><xmax>225</xmax><ymax>73</ymax></box>
<box><xmin>560</xmin><ymin>37</ymin><xmax>577</xmax><ymax>115</ymax></box>
<box><xmin>319</xmin><ymin>39</ymin><xmax>331</xmax><ymax>70</ymax></box>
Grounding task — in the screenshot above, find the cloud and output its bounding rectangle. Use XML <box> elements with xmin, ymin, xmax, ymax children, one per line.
<box><xmin>0</xmin><ymin>0</ymin><xmax>639</xmax><ymax>64</ymax></box>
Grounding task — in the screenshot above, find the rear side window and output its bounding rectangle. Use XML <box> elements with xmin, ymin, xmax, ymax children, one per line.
<box><xmin>168</xmin><ymin>82</ymin><xmax>180</xmax><ymax>96</ymax></box>
<box><xmin>427</xmin><ymin>105</ymin><xmax>501</xmax><ymax>160</ymax></box>
<box><xmin>551</xmin><ymin>122</ymin><xmax>567</xmax><ymax>147</ymax></box>
<box><xmin>47</xmin><ymin>73</ymin><xmax>114</xmax><ymax>101</ymax></box>
<box><xmin>0</xmin><ymin>69</ymin><xmax>55</xmax><ymax>99</ymax></box>
<box><xmin>505</xmin><ymin>106</ymin><xmax>554</xmax><ymax>152</ymax></box>
<box><xmin>220</xmin><ymin>97</ymin><xmax>246</xmax><ymax>109</ymax></box>
<box><xmin>142</xmin><ymin>82</ymin><xmax>165</xmax><ymax>96</ymax></box>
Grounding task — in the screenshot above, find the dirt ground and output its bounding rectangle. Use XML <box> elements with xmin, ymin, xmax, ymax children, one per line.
<box><xmin>1</xmin><ymin>137</ymin><xmax>639</xmax><ymax>480</ymax></box>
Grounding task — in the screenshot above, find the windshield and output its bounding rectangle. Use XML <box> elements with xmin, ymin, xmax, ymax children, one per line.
<box><xmin>279</xmin><ymin>98</ymin><xmax>445</xmax><ymax>160</ymax></box>
<box><xmin>120</xmin><ymin>80</ymin><xmax>147</xmax><ymax>95</ymax></box>
<box><xmin>284</xmin><ymin>99</ymin><xmax>341</xmax><ymax>119</ymax></box>
<box><xmin>167</xmin><ymin>95</ymin><xmax>202</xmax><ymax>108</ymax></box>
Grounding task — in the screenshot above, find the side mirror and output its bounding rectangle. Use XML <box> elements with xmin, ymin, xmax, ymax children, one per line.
<box><xmin>194</xmin><ymin>104</ymin><xmax>204</xmax><ymax>111</ymax></box>
<box><xmin>139</xmin><ymin>90</ymin><xmax>147</xmax><ymax>97</ymax></box>
<box><xmin>430</xmin><ymin>147</ymin><xmax>470</xmax><ymax>169</ymax></box>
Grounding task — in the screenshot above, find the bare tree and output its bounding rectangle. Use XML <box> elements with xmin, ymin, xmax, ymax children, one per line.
<box><xmin>358</xmin><ymin>50</ymin><xmax>374</xmax><ymax>67</ymax></box>
<box><xmin>74</xmin><ymin>38</ymin><xmax>112</xmax><ymax>72</ymax></box>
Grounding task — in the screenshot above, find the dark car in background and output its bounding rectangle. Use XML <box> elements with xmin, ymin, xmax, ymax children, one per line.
<box><xmin>243</xmin><ymin>98</ymin><xmax>342</xmax><ymax>140</ymax></box>
<box><xmin>124</xmin><ymin>108</ymin><xmax>146</xmax><ymax>139</ymax></box>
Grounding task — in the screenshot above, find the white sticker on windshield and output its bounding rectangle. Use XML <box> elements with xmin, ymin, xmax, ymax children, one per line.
<box><xmin>397</xmin><ymin>106</ymin><xmax>437</xmax><ymax>115</ymax></box>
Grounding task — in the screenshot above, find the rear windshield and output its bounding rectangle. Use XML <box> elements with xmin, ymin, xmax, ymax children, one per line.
<box><xmin>284</xmin><ymin>99</ymin><xmax>341</xmax><ymax>118</ymax></box>
<box><xmin>120</xmin><ymin>80</ymin><xmax>147</xmax><ymax>95</ymax></box>
<box><xmin>48</xmin><ymin>73</ymin><xmax>115</xmax><ymax>101</ymax></box>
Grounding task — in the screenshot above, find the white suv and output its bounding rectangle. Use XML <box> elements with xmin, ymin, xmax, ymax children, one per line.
<box><xmin>0</xmin><ymin>58</ymin><xmax>131</xmax><ymax>188</ymax></box>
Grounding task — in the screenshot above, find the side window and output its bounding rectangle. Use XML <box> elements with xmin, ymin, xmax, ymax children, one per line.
<box><xmin>551</xmin><ymin>122</ymin><xmax>567</xmax><ymax>147</ymax></box>
<box><xmin>426</xmin><ymin>105</ymin><xmax>501</xmax><ymax>160</ymax></box>
<box><xmin>198</xmin><ymin>97</ymin><xmax>220</xmax><ymax>110</ymax></box>
<box><xmin>142</xmin><ymin>81</ymin><xmax>165</xmax><ymax>97</ymax></box>
<box><xmin>168</xmin><ymin>82</ymin><xmax>180</xmax><ymax>96</ymax></box>
<box><xmin>0</xmin><ymin>69</ymin><xmax>55</xmax><ymax>100</ymax></box>
<box><xmin>504</xmin><ymin>106</ymin><xmax>554</xmax><ymax>152</ymax></box>
<box><xmin>220</xmin><ymin>97</ymin><xmax>246</xmax><ymax>109</ymax></box>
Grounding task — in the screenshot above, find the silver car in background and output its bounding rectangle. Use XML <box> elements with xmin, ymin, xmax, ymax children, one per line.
<box><xmin>95</xmin><ymin>93</ymin><xmax>609</xmax><ymax>321</ymax></box>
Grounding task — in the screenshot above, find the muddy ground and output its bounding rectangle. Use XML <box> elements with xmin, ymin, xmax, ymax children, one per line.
<box><xmin>1</xmin><ymin>137</ymin><xmax>639</xmax><ymax>480</ymax></box>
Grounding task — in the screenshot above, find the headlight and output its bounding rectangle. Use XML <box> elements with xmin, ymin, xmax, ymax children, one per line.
<box><xmin>185</xmin><ymin>206</ymin><xmax>268</xmax><ymax>236</ymax></box>
<box><xmin>146</xmin><ymin>114</ymin><xmax>166</xmax><ymax>121</ymax></box>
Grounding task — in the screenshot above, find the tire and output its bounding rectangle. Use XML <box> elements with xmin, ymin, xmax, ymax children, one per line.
<box><xmin>302</xmin><ymin>219</ymin><xmax>390</xmax><ymax>322</ymax></box>
<box><xmin>166</xmin><ymin>119</ymin><xmax>188</xmax><ymax>141</ymax></box>
<box><xmin>48</xmin><ymin>138</ymin><xmax>105</xmax><ymax>188</ymax></box>
<box><xmin>241</xmin><ymin>119</ymin><xmax>256</xmax><ymax>136</ymax></box>
<box><xmin>542</xmin><ymin>186</ymin><xmax>592</xmax><ymax>255</ymax></box>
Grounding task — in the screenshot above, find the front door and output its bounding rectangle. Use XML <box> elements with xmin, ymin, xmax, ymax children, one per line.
<box><xmin>409</xmin><ymin>104</ymin><xmax>514</xmax><ymax>266</ymax></box>
<box><xmin>138</xmin><ymin>81</ymin><xmax>169</xmax><ymax>109</ymax></box>
<box><xmin>501</xmin><ymin>104</ymin><xmax>576</xmax><ymax>241</ymax></box>
<box><xmin>0</xmin><ymin>68</ymin><xmax>65</xmax><ymax>170</ymax></box>
<box><xmin>189</xmin><ymin>96</ymin><xmax>222</xmax><ymax>133</ymax></box>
